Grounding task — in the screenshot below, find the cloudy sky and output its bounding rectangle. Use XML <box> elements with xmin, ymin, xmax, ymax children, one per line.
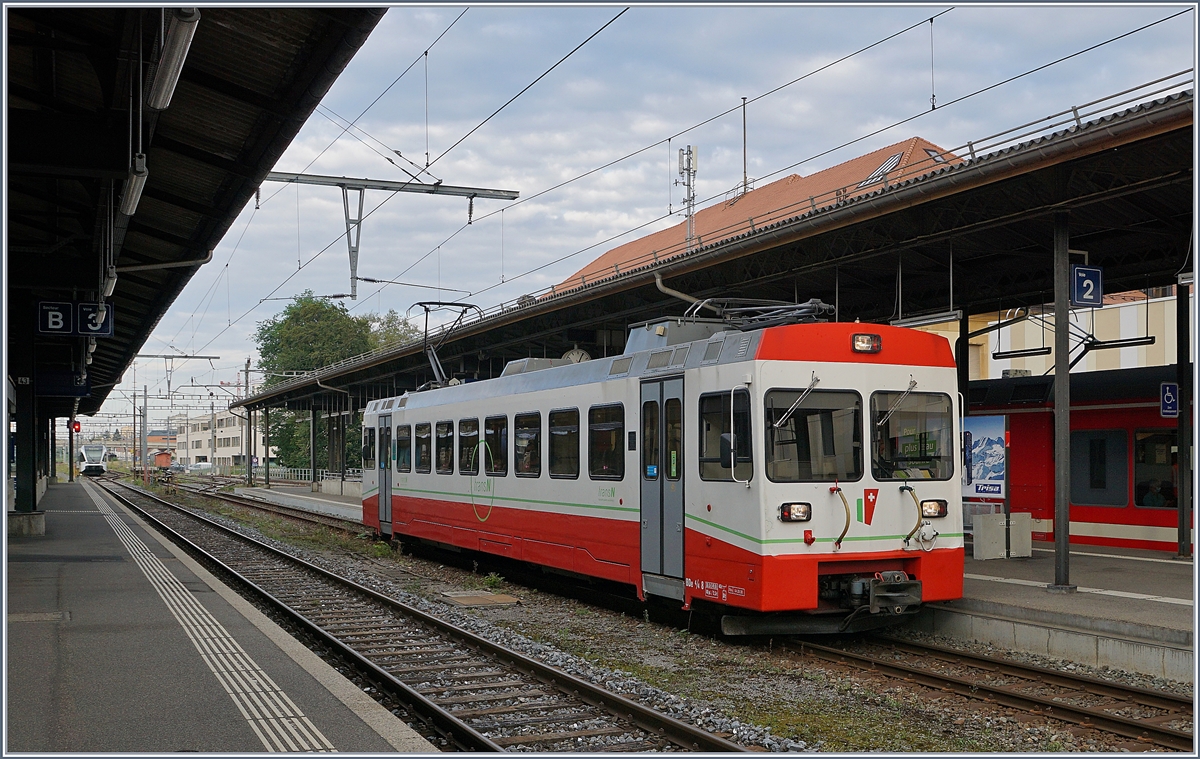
<box><xmin>107</xmin><ymin>3</ymin><xmax>1194</xmax><ymax>431</ymax></box>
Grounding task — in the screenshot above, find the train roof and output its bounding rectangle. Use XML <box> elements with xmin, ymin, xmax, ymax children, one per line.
<box><xmin>968</xmin><ymin>364</ymin><xmax>1191</xmax><ymax>408</ymax></box>
<box><xmin>366</xmin><ymin>322</ymin><xmax>954</xmax><ymax>415</ymax></box>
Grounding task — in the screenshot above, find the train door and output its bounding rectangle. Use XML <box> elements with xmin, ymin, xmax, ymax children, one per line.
<box><xmin>641</xmin><ymin>378</ymin><xmax>685</xmax><ymax>583</ymax></box>
<box><xmin>378</xmin><ymin>415</ymin><xmax>392</xmax><ymax>535</ymax></box>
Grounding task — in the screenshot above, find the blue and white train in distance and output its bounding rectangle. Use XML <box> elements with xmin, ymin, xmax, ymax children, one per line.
<box><xmin>79</xmin><ymin>444</ymin><xmax>108</xmax><ymax>476</ymax></box>
<box><xmin>362</xmin><ymin>306</ymin><xmax>965</xmax><ymax>634</ymax></box>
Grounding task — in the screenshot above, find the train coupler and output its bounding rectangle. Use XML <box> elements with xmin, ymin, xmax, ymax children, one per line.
<box><xmin>869</xmin><ymin>570</ymin><xmax>922</xmax><ymax>614</ymax></box>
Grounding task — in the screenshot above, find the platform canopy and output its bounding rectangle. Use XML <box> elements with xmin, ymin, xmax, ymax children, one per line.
<box><xmin>7</xmin><ymin>7</ymin><xmax>387</xmax><ymax>418</ymax></box>
<box><xmin>238</xmin><ymin>88</ymin><xmax>1192</xmax><ymax>414</ymax></box>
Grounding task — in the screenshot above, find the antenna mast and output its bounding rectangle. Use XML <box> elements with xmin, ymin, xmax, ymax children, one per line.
<box><xmin>677</xmin><ymin>145</ymin><xmax>698</xmax><ymax>252</ymax></box>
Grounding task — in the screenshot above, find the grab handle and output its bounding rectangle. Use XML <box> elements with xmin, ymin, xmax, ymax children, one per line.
<box><xmin>899</xmin><ymin>485</ymin><xmax>922</xmax><ymax>544</ymax></box>
<box><xmin>829</xmin><ymin>485</ymin><xmax>851</xmax><ymax>551</ymax></box>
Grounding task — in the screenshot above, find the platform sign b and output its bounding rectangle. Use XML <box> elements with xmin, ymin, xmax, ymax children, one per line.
<box><xmin>1160</xmin><ymin>382</ymin><xmax>1179</xmax><ymax>418</ymax></box>
<box><xmin>37</xmin><ymin>302</ymin><xmax>73</xmax><ymax>334</ymax></box>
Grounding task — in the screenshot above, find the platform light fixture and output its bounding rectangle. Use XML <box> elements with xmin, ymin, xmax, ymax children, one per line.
<box><xmin>992</xmin><ymin>346</ymin><xmax>1052</xmax><ymax>360</ymax></box>
<box><xmin>147</xmin><ymin>8</ymin><xmax>201</xmax><ymax>110</ymax></box>
<box><xmin>119</xmin><ymin>153</ymin><xmax>148</xmax><ymax>216</ymax></box>
<box><xmin>1179</xmin><ymin>271</ymin><xmax>1194</xmax><ymax>287</ymax></box>
<box><xmin>890</xmin><ymin>309</ymin><xmax>962</xmax><ymax>329</ymax></box>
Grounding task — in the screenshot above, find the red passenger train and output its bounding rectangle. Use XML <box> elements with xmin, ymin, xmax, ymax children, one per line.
<box><xmin>362</xmin><ymin>309</ymin><xmax>965</xmax><ymax>633</ymax></box>
<box><xmin>969</xmin><ymin>365</ymin><xmax>1191</xmax><ymax>552</ymax></box>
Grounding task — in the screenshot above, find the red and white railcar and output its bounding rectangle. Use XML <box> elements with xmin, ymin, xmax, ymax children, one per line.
<box><xmin>362</xmin><ymin>315</ymin><xmax>964</xmax><ymax>633</ymax></box>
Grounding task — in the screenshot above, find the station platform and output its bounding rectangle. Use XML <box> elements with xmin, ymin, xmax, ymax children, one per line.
<box><xmin>913</xmin><ymin>540</ymin><xmax>1193</xmax><ymax>683</ymax></box>
<box><xmin>235</xmin><ymin>483</ymin><xmax>362</xmax><ymax>523</ymax></box>
<box><xmin>5</xmin><ymin>480</ymin><xmax>432</xmax><ymax>753</ymax></box>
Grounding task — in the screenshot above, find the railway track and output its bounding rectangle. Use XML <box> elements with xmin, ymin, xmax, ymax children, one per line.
<box><xmin>97</xmin><ymin>479</ymin><xmax>746</xmax><ymax>753</ymax></box>
<box><xmin>787</xmin><ymin>637</ymin><xmax>1193</xmax><ymax>751</ymax></box>
<box><xmin>173</xmin><ymin>480</ymin><xmax>361</xmax><ymax>533</ymax></box>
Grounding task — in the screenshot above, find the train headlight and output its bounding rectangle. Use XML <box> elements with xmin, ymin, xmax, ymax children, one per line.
<box><xmin>779</xmin><ymin>502</ymin><xmax>811</xmax><ymax>522</ymax></box>
<box><xmin>920</xmin><ymin>499</ymin><xmax>948</xmax><ymax>518</ymax></box>
<box><xmin>851</xmin><ymin>333</ymin><xmax>881</xmax><ymax>353</ymax></box>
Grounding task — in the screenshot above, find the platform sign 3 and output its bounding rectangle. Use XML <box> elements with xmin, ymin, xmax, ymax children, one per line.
<box><xmin>35</xmin><ymin>302</ymin><xmax>112</xmax><ymax>336</ymax></box>
<box><xmin>37</xmin><ymin>302</ymin><xmax>74</xmax><ymax>335</ymax></box>
<box><xmin>1161</xmin><ymin>382</ymin><xmax>1179</xmax><ymax>418</ymax></box>
<box><xmin>77</xmin><ymin>303</ymin><xmax>113</xmax><ymax>337</ymax></box>
<box><xmin>1070</xmin><ymin>265</ymin><xmax>1103</xmax><ymax>307</ymax></box>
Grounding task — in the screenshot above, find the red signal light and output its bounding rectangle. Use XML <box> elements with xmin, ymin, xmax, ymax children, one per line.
<box><xmin>71</xmin><ymin>421</ymin><xmax>81</xmax><ymax>433</ymax></box>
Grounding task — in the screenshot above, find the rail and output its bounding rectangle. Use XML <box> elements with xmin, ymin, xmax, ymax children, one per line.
<box><xmin>243</xmin><ymin>76</ymin><xmax>1193</xmax><ymax>404</ymax></box>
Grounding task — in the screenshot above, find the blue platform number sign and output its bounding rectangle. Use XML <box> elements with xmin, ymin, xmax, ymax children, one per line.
<box><xmin>1161</xmin><ymin>382</ymin><xmax>1179</xmax><ymax>418</ymax></box>
<box><xmin>37</xmin><ymin>302</ymin><xmax>73</xmax><ymax>335</ymax></box>
<box><xmin>1070</xmin><ymin>265</ymin><xmax>1104</xmax><ymax>307</ymax></box>
<box><xmin>77</xmin><ymin>303</ymin><xmax>114</xmax><ymax>337</ymax></box>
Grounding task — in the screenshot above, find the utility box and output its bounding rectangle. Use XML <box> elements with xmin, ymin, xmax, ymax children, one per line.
<box><xmin>973</xmin><ymin>512</ymin><xmax>1032</xmax><ymax>560</ymax></box>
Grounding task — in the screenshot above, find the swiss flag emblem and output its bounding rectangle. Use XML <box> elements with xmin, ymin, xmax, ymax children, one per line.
<box><xmin>864</xmin><ymin>489</ymin><xmax>879</xmax><ymax>525</ymax></box>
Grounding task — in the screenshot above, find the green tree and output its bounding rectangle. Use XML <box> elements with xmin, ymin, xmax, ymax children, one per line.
<box><xmin>254</xmin><ymin>293</ymin><xmax>413</xmax><ymax>469</ymax></box>
<box><xmin>367</xmin><ymin>309</ymin><xmax>421</xmax><ymax>351</ymax></box>
<box><xmin>256</xmin><ymin>291</ymin><xmax>374</xmax><ymax>385</ymax></box>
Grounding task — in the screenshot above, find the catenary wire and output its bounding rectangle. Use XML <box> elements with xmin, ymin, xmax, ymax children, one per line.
<box><xmin>188</xmin><ymin>8</ymin><xmax>625</xmax><ymax>355</ymax></box>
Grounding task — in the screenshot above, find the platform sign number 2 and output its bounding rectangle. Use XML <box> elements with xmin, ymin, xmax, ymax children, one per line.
<box><xmin>1070</xmin><ymin>265</ymin><xmax>1103</xmax><ymax>307</ymax></box>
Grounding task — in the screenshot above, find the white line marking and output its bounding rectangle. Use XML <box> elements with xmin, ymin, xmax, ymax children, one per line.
<box><xmin>1030</xmin><ymin>547</ymin><xmax>1191</xmax><ymax>565</ymax></box>
<box><xmin>81</xmin><ymin>481</ymin><xmax>337</xmax><ymax>752</ymax></box>
<box><xmin>965</xmin><ymin>573</ymin><xmax>1193</xmax><ymax>606</ymax></box>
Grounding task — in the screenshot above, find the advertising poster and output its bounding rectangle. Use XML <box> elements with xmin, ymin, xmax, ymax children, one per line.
<box><xmin>963</xmin><ymin>415</ymin><xmax>1006</xmax><ymax>500</ymax></box>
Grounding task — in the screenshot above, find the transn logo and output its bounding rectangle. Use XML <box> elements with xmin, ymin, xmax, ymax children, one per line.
<box><xmin>856</xmin><ymin>489</ymin><xmax>879</xmax><ymax>525</ymax></box>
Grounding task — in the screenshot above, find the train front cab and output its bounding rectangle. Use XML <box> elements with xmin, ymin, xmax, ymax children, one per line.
<box><xmin>684</xmin><ymin>324</ymin><xmax>965</xmax><ymax>634</ymax></box>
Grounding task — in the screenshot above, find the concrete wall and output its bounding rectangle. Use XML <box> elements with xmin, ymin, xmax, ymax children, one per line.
<box><xmin>317</xmin><ymin>480</ymin><xmax>362</xmax><ymax>499</ymax></box>
<box><xmin>909</xmin><ymin>601</ymin><xmax>1192</xmax><ymax>683</ymax></box>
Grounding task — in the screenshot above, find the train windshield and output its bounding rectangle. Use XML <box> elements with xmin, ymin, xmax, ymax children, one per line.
<box><xmin>870</xmin><ymin>391</ymin><xmax>954</xmax><ymax>480</ymax></box>
<box><xmin>765</xmin><ymin>390</ymin><xmax>862</xmax><ymax>482</ymax></box>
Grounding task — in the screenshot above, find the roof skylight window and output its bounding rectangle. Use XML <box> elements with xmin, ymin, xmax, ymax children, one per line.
<box><xmin>857</xmin><ymin>152</ymin><xmax>904</xmax><ymax>188</ymax></box>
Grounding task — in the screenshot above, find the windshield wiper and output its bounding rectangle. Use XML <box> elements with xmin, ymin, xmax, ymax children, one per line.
<box><xmin>876</xmin><ymin>377</ymin><xmax>918</xmax><ymax>429</ymax></box>
<box><xmin>772</xmin><ymin>372</ymin><xmax>819</xmax><ymax>429</ymax></box>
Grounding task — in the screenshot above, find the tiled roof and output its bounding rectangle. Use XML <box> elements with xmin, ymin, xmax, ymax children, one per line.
<box><xmin>554</xmin><ymin>136</ymin><xmax>959</xmax><ymax>292</ymax></box>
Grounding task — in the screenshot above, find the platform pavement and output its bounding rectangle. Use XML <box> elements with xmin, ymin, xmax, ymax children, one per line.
<box><xmin>235</xmin><ymin>484</ymin><xmax>362</xmax><ymax>522</ymax></box>
<box><xmin>5</xmin><ymin>480</ymin><xmax>433</xmax><ymax>753</ymax></box>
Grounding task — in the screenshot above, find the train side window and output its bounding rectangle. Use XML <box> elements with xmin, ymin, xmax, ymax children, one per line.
<box><xmin>362</xmin><ymin>427</ymin><xmax>376</xmax><ymax>470</ymax></box>
<box><xmin>588</xmin><ymin>404</ymin><xmax>624</xmax><ymax>480</ymax></box>
<box><xmin>665</xmin><ymin>398</ymin><xmax>682</xmax><ymax>480</ymax></box>
<box><xmin>436</xmin><ymin>421</ymin><xmax>454</xmax><ymax>474</ymax></box>
<box><xmin>415</xmin><ymin>423</ymin><xmax>432</xmax><ymax>473</ymax></box>
<box><xmin>765</xmin><ymin>390</ymin><xmax>862</xmax><ymax>482</ymax></box>
<box><xmin>642</xmin><ymin>400</ymin><xmax>660</xmax><ymax>479</ymax></box>
<box><xmin>698</xmin><ymin>390</ymin><xmax>752</xmax><ymax>481</ymax></box>
<box><xmin>396</xmin><ymin>425</ymin><xmax>411</xmax><ymax>473</ymax></box>
<box><xmin>1134</xmin><ymin>430</ymin><xmax>1178</xmax><ymax>509</ymax></box>
<box><xmin>515</xmin><ymin>412</ymin><xmax>541</xmax><ymax>477</ymax></box>
<box><xmin>484</xmin><ymin>415</ymin><xmax>508</xmax><ymax>476</ymax></box>
<box><xmin>1069</xmin><ymin>429</ymin><xmax>1127</xmax><ymax>506</ymax></box>
<box><xmin>870</xmin><ymin>391</ymin><xmax>953</xmax><ymax>481</ymax></box>
<box><xmin>549</xmin><ymin>409</ymin><xmax>580</xmax><ymax>479</ymax></box>
<box><xmin>459</xmin><ymin>418</ymin><xmax>480</xmax><ymax>475</ymax></box>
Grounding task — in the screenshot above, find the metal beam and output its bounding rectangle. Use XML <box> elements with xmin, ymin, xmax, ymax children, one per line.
<box><xmin>1050</xmin><ymin>211</ymin><xmax>1075</xmax><ymax>592</ymax></box>
<box><xmin>264</xmin><ymin>171</ymin><xmax>519</xmax><ymax>200</ymax></box>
